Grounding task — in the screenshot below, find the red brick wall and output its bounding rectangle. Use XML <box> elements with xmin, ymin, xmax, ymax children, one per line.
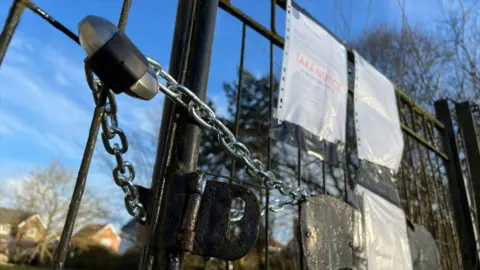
<box><xmin>92</xmin><ymin>226</ymin><xmax>119</xmax><ymax>253</ymax></box>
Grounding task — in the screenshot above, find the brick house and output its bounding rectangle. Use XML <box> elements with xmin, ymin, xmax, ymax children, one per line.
<box><xmin>0</xmin><ymin>207</ymin><xmax>46</xmax><ymax>243</ymax></box>
<box><xmin>0</xmin><ymin>207</ymin><xmax>47</xmax><ymax>263</ymax></box>
<box><xmin>72</xmin><ymin>224</ymin><xmax>120</xmax><ymax>253</ymax></box>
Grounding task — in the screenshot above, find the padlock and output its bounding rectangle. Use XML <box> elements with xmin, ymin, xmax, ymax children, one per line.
<box><xmin>78</xmin><ymin>15</ymin><xmax>159</xmax><ymax>100</ymax></box>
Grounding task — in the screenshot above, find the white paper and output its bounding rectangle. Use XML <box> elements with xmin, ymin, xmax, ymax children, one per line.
<box><xmin>277</xmin><ymin>0</ymin><xmax>348</xmax><ymax>144</ymax></box>
<box><xmin>353</xmin><ymin>51</ymin><xmax>404</xmax><ymax>172</ymax></box>
<box><xmin>355</xmin><ymin>185</ymin><xmax>413</xmax><ymax>270</ymax></box>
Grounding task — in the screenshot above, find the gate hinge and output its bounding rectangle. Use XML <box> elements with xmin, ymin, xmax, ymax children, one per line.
<box><xmin>178</xmin><ymin>172</ymin><xmax>203</xmax><ymax>252</ymax></box>
<box><xmin>162</xmin><ymin>171</ymin><xmax>260</xmax><ymax>261</ymax></box>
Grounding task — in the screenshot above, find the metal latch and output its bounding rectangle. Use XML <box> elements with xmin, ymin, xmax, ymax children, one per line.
<box><xmin>162</xmin><ymin>171</ymin><xmax>260</xmax><ymax>261</ymax></box>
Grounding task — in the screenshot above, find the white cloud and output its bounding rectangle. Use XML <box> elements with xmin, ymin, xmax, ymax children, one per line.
<box><xmin>40</xmin><ymin>44</ymin><xmax>87</xmax><ymax>87</ymax></box>
<box><xmin>0</xmin><ymin>111</ymin><xmax>26</xmax><ymax>135</ymax></box>
<box><xmin>0</xmin><ymin>33</ymin><xmax>170</xmax><ymax>184</ymax></box>
<box><xmin>0</xmin><ymin>34</ymin><xmax>93</xmax><ymax>164</ymax></box>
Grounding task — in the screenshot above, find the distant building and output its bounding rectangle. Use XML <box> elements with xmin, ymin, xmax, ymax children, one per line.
<box><xmin>0</xmin><ymin>207</ymin><xmax>47</xmax><ymax>243</ymax></box>
<box><xmin>0</xmin><ymin>207</ymin><xmax>47</xmax><ymax>263</ymax></box>
<box><xmin>72</xmin><ymin>223</ymin><xmax>120</xmax><ymax>253</ymax></box>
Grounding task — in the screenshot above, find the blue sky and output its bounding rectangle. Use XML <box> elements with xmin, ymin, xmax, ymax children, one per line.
<box><xmin>0</xmin><ymin>0</ymin><xmax>445</xmax><ymax>230</ymax></box>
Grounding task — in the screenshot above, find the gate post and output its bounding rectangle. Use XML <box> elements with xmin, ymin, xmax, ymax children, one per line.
<box><xmin>455</xmin><ymin>102</ymin><xmax>480</xmax><ymax>230</ymax></box>
<box><xmin>140</xmin><ymin>1</ymin><xmax>219</xmax><ymax>269</ymax></box>
<box><xmin>0</xmin><ymin>0</ymin><xmax>26</xmax><ymax>66</ymax></box>
<box><xmin>435</xmin><ymin>99</ymin><xmax>480</xmax><ymax>269</ymax></box>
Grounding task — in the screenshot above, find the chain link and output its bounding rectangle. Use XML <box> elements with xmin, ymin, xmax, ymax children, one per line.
<box><xmin>147</xmin><ymin>58</ymin><xmax>316</xmax><ymax>212</ymax></box>
<box><xmin>85</xmin><ymin>67</ymin><xmax>147</xmax><ymax>224</ymax></box>
<box><xmin>85</xmin><ymin>56</ymin><xmax>313</xmax><ymax>224</ymax></box>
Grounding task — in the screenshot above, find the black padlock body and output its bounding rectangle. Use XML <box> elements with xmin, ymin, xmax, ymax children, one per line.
<box><xmin>85</xmin><ymin>31</ymin><xmax>149</xmax><ymax>94</ymax></box>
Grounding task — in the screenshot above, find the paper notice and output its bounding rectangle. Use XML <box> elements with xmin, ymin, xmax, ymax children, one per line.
<box><xmin>277</xmin><ymin>0</ymin><xmax>348</xmax><ymax>144</ymax></box>
<box><xmin>353</xmin><ymin>51</ymin><xmax>404</xmax><ymax>172</ymax></box>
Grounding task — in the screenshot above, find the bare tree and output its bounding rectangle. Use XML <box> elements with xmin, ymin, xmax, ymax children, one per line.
<box><xmin>353</xmin><ymin>24</ymin><xmax>446</xmax><ymax>106</ymax></box>
<box><xmin>5</xmin><ymin>161</ymin><xmax>112</xmax><ymax>264</ymax></box>
<box><xmin>437</xmin><ymin>0</ymin><xmax>480</xmax><ymax>102</ymax></box>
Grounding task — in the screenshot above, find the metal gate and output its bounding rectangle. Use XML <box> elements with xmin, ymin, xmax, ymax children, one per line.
<box><xmin>1</xmin><ymin>0</ymin><xmax>480</xmax><ymax>269</ymax></box>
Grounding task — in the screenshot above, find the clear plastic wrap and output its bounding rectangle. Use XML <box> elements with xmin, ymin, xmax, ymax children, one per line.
<box><xmin>355</xmin><ymin>185</ymin><xmax>413</xmax><ymax>270</ymax></box>
<box><xmin>354</xmin><ymin>160</ymin><xmax>401</xmax><ymax>207</ymax></box>
<box><xmin>353</xmin><ymin>51</ymin><xmax>404</xmax><ymax>172</ymax></box>
<box><xmin>408</xmin><ymin>224</ymin><xmax>441</xmax><ymax>270</ymax></box>
<box><xmin>272</xmin><ymin>0</ymin><xmax>348</xmax><ymax>163</ymax></box>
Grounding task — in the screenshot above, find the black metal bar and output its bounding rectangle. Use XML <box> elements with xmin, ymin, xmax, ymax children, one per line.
<box><xmin>297</xmin><ymin>149</ymin><xmax>304</xmax><ymax>270</ymax></box>
<box><xmin>399</xmin><ymin>166</ymin><xmax>411</xmax><ymax>217</ymax></box>
<box><xmin>117</xmin><ymin>0</ymin><xmax>132</xmax><ymax>31</ymax></box>
<box><xmin>322</xmin><ymin>161</ymin><xmax>326</xmax><ymax>194</ymax></box>
<box><xmin>456</xmin><ymin>102</ymin><xmax>480</xmax><ymax>234</ymax></box>
<box><xmin>24</xmin><ymin>1</ymin><xmax>79</xmax><ymax>44</ymax></box>
<box><xmin>435</xmin><ymin>99</ymin><xmax>480</xmax><ymax>270</ymax></box>
<box><xmin>52</xmin><ymin>105</ymin><xmax>104</xmax><ymax>270</ymax></box>
<box><xmin>401</xmin><ymin>123</ymin><xmax>449</xmax><ymax>160</ymax></box>
<box><xmin>417</xmin><ymin>141</ymin><xmax>438</xmax><ymax>238</ymax></box>
<box><xmin>149</xmin><ymin>1</ymin><xmax>219</xmax><ymax>269</ymax></box>
<box><xmin>139</xmin><ymin>0</ymin><xmax>196</xmax><ymax>269</ymax></box>
<box><xmin>343</xmin><ymin>165</ymin><xmax>348</xmax><ymax>202</ymax></box>
<box><xmin>421</xmin><ymin>120</ymin><xmax>454</xmax><ymax>270</ymax></box>
<box><xmin>408</xmin><ymin>107</ymin><xmax>428</xmax><ymax>225</ymax></box>
<box><xmin>0</xmin><ymin>0</ymin><xmax>26</xmax><ymax>67</ymax></box>
<box><xmin>264</xmin><ymin>0</ymin><xmax>277</xmax><ymax>267</ymax></box>
<box><xmin>219</xmin><ymin>0</ymin><xmax>284</xmax><ymax>48</ymax></box>
<box><xmin>427</xmin><ymin>150</ymin><xmax>456</xmax><ymax>269</ymax></box>
<box><xmin>225</xmin><ymin>22</ymin><xmax>246</xmax><ymax>270</ymax></box>
<box><xmin>229</xmin><ymin>22</ymin><xmax>246</xmax><ymax>182</ymax></box>
<box><xmin>434</xmin><ymin>151</ymin><xmax>463</xmax><ymax>270</ymax></box>
<box><xmin>405</xmin><ymin>133</ymin><xmax>426</xmax><ymax>225</ymax></box>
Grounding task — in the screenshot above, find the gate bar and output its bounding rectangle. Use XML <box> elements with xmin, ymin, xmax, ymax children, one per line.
<box><xmin>265</xmin><ymin>0</ymin><xmax>277</xmax><ymax>268</ymax></box>
<box><xmin>435</xmin><ymin>99</ymin><xmax>480</xmax><ymax>270</ymax></box>
<box><xmin>144</xmin><ymin>0</ymin><xmax>220</xmax><ymax>269</ymax></box>
<box><xmin>53</xmin><ymin>1</ymin><xmax>132</xmax><ymax>268</ymax></box>
<box><xmin>25</xmin><ymin>1</ymin><xmax>79</xmax><ymax>43</ymax></box>
<box><xmin>455</xmin><ymin>101</ymin><xmax>480</xmax><ymax>234</ymax></box>
<box><xmin>139</xmin><ymin>0</ymin><xmax>195</xmax><ymax>268</ymax></box>
<box><xmin>428</xmin><ymin>151</ymin><xmax>458</xmax><ymax>269</ymax></box>
<box><xmin>52</xmin><ymin>106</ymin><xmax>104</xmax><ymax>269</ymax></box>
<box><xmin>0</xmin><ymin>0</ymin><xmax>26</xmax><ymax>66</ymax></box>
<box><xmin>225</xmin><ymin>21</ymin><xmax>247</xmax><ymax>270</ymax></box>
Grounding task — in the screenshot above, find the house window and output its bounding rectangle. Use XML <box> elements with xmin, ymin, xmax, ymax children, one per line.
<box><xmin>0</xmin><ymin>224</ymin><xmax>11</xmax><ymax>235</ymax></box>
<box><xmin>100</xmin><ymin>238</ymin><xmax>111</xmax><ymax>247</ymax></box>
<box><xmin>25</xmin><ymin>228</ymin><xmax>37</xmax><ymax>238</ymax></box>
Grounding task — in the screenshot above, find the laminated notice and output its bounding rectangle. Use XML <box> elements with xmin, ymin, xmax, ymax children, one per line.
<box><xmin>273</xmin><ymin>0</ymin><xmax>348</xmax><ymax>163</ymax></box>
<box><xmin>353</xmin><ymin>51</ymin><xmax>404</xmax><ymax>172</ymax></box>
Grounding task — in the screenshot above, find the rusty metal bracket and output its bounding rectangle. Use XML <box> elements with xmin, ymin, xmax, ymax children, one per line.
<box><xmin>161</xmin><ymin>171</ymin><xmax>260</xmax><ymax>261</ymax></box>
<box><xmin>192</xmin><ymin>180</ymin><xmax>260</xmax><ymax>260</ymax></box>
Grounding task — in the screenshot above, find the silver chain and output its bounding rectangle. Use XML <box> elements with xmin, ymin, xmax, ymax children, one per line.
<box><xmin>85</xmin><ymin>67</ymin><xmax>147</xmax><ymax>224</ymax></box>
<box><xmin>147</xmin><ymin>57</ymin><xmax>315</xmax><ymax>210</ymax></box>
<box><xmin>85</xmin><ymin>57</ymin><xmax>313</xmax><ymax>224</ymax></box>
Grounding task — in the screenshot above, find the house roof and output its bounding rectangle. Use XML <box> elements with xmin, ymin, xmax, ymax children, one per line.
<box><xmin>269</xmin><ymin>239</ymin><xmax>285</xmax><ymax>249</ymax></box>
<box><xmin>0</xmin><ymin>207</ymin><xmax>36</xmax><ymax>225</ymax></box>
<box><xmin>73</xmin><ymin>224</ymin><xmax>108</xmax><ymax>239</ymax></box>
